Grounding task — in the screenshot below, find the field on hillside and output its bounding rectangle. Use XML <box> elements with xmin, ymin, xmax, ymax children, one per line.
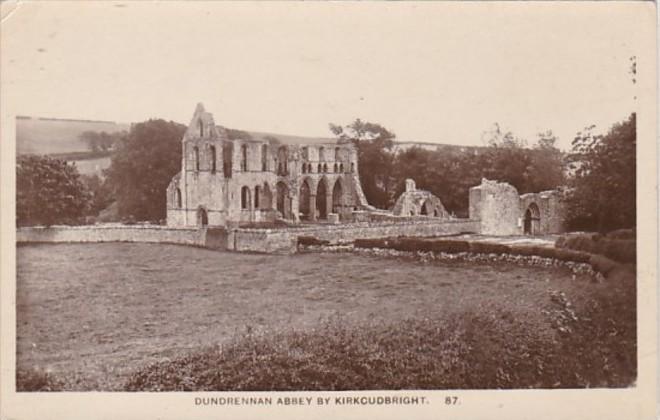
<box><xmin>16</xmin><ymin>243</ymin><xmax>636</xmax><ymax>391</ymax></box>
<box><xmin>16</xmin><ymin>117</ymin><xmax>129</xmax><ymax>155</ymax></box>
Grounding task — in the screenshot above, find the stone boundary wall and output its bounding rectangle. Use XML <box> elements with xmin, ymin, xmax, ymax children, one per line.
<box><xmin>16</xmin><ymin>219</ymin><xmax>480</xmax><ymax>254</ymax></box>
<box><xmin>237</xmin><ymin>219</ymin><xmax>480</xmax><ymax>248</ymax></box>
<box><xmin>16</xmin><ymin>225</ymin><xmax>205</xmax><ymax>246</ymax></box>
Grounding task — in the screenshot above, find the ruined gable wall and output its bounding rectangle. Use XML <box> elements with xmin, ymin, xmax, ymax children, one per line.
<box><xmin>470</xmin><ymin>179</ymin><xmax>521</xmax><ymax>235</ymax></box>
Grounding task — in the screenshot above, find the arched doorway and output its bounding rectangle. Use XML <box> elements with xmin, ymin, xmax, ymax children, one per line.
<box><xmin>524</xmin><ymin>203</ymin><xmax>541</xmax><ymax>235</ymax></box>
<box><xmin>332</xmin><ymin>178</ymin><xmax>343</xmax><ymax>215</ymax></box>
<box><xmin>299</xmin><ymin>179</ymin><xmax>312</xmax><ymax>220</ymax></box>
<box><xmin>276</xmin><ymin>181</ymin><xmax>289</xmax><ymax>219</ymax></box>
<box><xmin>421</xmin><ymin>200</ymin><xmax>429</xmax><ymax>216</ymax></box>
<box><xmin>316</xmin><ymin>178</ymin><xmax>328</xmax><ymax>220</ymax></box>
<box><xmin>197</xmin><ymin>207</ymin><xmax>208</xmax><ymax>227</ymax></box>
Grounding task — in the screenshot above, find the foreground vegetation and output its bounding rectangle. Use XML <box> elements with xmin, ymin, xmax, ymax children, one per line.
<box><xmin>122</xmin><ymin>260</ymin><xmax>635</xmax><ymax>391</ymax></box>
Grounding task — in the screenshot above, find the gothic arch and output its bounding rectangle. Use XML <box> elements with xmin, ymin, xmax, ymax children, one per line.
<box><xmin>299</xmin><ymin>178</ymin><xmax>312</xmax><ymax>220</ymax></box>
<box><xmin>332</xmin><ymin>177</ymin><xmax>344</xmax><ymax>214</ymax></box>
<box><xmin>316</xmin><ymin>177</ymin><xmax>328</xmax><ymax>220</ymax></box>
<box><xmin>524</xmin><ymin>202</ymin><xmax>541</xmax><ymax>235</ymax></box>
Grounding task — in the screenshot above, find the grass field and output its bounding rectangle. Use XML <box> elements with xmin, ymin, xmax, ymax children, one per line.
<box><xmin>16</xmin><ymin>243</ymin><xmax>635</xmax><ymax>391</ymax></box>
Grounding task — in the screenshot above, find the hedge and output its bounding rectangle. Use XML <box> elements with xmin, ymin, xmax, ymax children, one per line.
<box><xmin>555</xmin><ymin>234</ymin><xmax>636</xmax><ymax>264</ymax></box>
<box><xmin>297</xmin><ymin>236</ymin><xmax>330</xmax><ymax>247</ymax></box>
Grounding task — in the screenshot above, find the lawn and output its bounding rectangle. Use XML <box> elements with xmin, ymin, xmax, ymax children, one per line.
<box><xmin>16</xmin><ymin>243</ymin><xmax>635</xmax><ymax>391</ymax></box>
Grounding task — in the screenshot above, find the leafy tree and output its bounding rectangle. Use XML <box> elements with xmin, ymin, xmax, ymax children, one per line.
<box><xmin>16</xmin><ymin>155</ymin><xmax>92</xmax><ymax>226</ymax></box>
<box><xmin>105</xmin><ymin>119</ymin><xmax>186</xmax><ymax>221</ymax></box>
<box><xmin>565</xmin><ymin>114</ymin><xmax>636</xmax><ymax>231</ymax></box>
<box><xmin>526</xmin><ymin>131</ymin><xmax>566</xmax><ymax>193</ymax></box>
<box><xmin>80</xmin><ymin>174</ymin><xmax>115</xmax><ymax>217</ymax></box>
<box><xmin>330</xmin><ymin>119</ymin><xmax>396</xmax><ymax>208</ymax></box>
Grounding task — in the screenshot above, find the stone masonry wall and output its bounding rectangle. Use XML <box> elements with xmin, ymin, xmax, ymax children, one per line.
<box><xmin>17</xmin><ymin>225</ymin><xmax>205</xmax><ymax>246</ymax></box>
<box><xmin>17</xmin><ymin>219</ymin><xmax>480</xmax><ymax>254</ymax></box>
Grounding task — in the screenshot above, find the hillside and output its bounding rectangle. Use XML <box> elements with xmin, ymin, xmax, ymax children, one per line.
<box><xmin>16</xmin><ymin>116</ymin><xmax>129</xmax><ymax>156</ymax></box>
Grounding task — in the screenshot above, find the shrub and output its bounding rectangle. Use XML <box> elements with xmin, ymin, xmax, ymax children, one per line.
<box><xmin>297</xmin><ymin>236</ymin><xmax>330</xmax><ymax>247</ymax></box>
<box><xmin>556</xmin><ymin>233</ymin><xmax>636</xmax><ymax>264</ymax></box>
<box><xmin>354</xmin><ymin>238</ymin><xmax>390</xmax><ymax>249</ymax></box>
<box><xmin>16</xmin><ymin>369</ymin><xmax>64</xmax><ymax>392</ymax></box>
<box><xmin>588</xmin><ymin>254</ymin><xmax>619</xmax><ymax>276</ymax></box>
<box><xmin>606</xmin><ymin>229</ymin><xmax>636</xmax><ymax>240</ymax></box>
<box><xmin>468</xmin><ymin>242</ymin><xmax>511</xmax><ymax>255</ymax></box>
<box><xmin>124</xmin><ymin>293</ymin><xmax>636</xmax><ymax>391</ymax></box>
<box><xmin>429</xmin><ymin>239</ymin><xmax>471</xmax><ymax>254</ymax></box>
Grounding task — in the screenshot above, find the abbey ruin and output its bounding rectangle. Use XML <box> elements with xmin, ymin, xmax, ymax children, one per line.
<box><xmin>165</xmin><ymin>104</ymin><xmax>566</xmax><ymax>242</ymax></box>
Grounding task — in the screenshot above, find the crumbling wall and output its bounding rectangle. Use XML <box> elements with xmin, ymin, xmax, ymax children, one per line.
<box><xmin>469</xmin><ymin>179</ymin><xmax>520</xmax><ymax>235</ymax></box>
<box><xmin>391</xmin><ymin>179</ymin><xmax>449</xmax><ymax>218</ymax></box>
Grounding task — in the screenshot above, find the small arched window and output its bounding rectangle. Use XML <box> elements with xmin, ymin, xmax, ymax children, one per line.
<box><xmin>340</xmin><ymin>163</ymin><xmax>344</xmax><ymax>173</ymax></box>
<box><xmin>241</xmin><ymin>144</ymin><xmax>248</xmax><ymax>171</ymax></box>
<box><xmin>333</xmin><ymin>163</ymin><xmax>338</xmax><ymax>173</ymax></box>
<box><xmin>319</xmin><ymin>146</ymin><xmax>325</xmax><ymax>161</ymax></box>
<box><xmin>193</xmin><ymin>146</ymin><xmax>200</xmax><ymax>171</ymax></box>
<box><xmin>241</xmin><ymin>186</ymin><xmax>250</xmax><ymax>209</ymax></box>
<box><xmin>317</xmin><ymin>163</ymin><xmax>322</xmax><ymax>173</ymax></box>
<box><xmin>254</xmin><ymin>186</ymin><xmax>260</xmax><ymax>209</ymax></box>
<box><xmin>176</xmin><ymin>188</ymin><xmax>182</xmax><ymax>208</ymax></box>
<box><xmin>261</xmin><ymin>144</ymin><xmax>268</xmax><ymax>171</ymax></box>
<box><xmin>350</xmin><ymin>162</ymin><xmax>355</xmax><ymax>173</ymax></box>
<box><xmin>302</xmin><ymin>163</ymin><xmax>307</xmax><ymax>174</ymax></box>
<box><xmin>210</xmin><ymin>145</ymin><xmax>217</xmax><ymax>173</ymax></box>
<box><xmin>323</xmin><ymin>163</ymin><xmax>328</xmax><ymax>173</ymax></box>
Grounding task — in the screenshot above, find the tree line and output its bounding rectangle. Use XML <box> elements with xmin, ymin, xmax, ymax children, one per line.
<box><xmin>16</xmin><ymin>114</ymin><xmax>635</xmax><ymax>233</ymax></box>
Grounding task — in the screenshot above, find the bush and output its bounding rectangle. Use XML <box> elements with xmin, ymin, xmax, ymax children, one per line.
<box><xmin>354</xmin><ymin>238</ymin><xmax>385</xmax><ymax>249</ymax></box>
<box><xmin>556</xmin><ymin>234</ymin><xmax>636</xmax><ymax>264</ymax></box>
<box><xmin>124</xmin><ymin>293</ymin><xmax>636</xmax><ymax>391</ymax></box>
<box><xmin>606</xmin><ymin>229</ymin><xmax>636</xmax><ymax>240</ymax></box>
<box><xmin>468</xmin><ymin>242</ymin><xmax>511</xmax><ymax>255</ymax></box>
<box><xmin>16</xmin><ymin>369</ymin><xmax>64</xmax><ymax>392</ymax></box>
<box><xmin>297</xmin><ymin>236</ymin><xmax>330</xmax><ymax>247</ymax></box>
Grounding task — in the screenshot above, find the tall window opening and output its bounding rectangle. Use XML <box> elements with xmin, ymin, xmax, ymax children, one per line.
<box><xmin>193</xmin><ymin>146</ymin><xmax>200</xmax><ymax>171</ymax></box>
<box><xmin>176</xmin><ymin>188</ymin><xmax>182</xmax><ymax>208</ymax></box>
<box><xmin>241</xmin><ymin>144</ymin><xmax>248</xmax><ymax>171</ymax></box>
<box><xmin>223</xmin><ymin>142</ymin><xmax>233</xmax><ymax>178</ymax></box>
<box><xmin>210</xmin><ymin>145</ymin><xmax>217</xmax><ymax>173</ymax></box>
<box><xmin>198</xmin><ymin>119</ymin><xmax>204</xmax><ymax>137</ymax></box>
<box><xmin>254</xmin><ymin>186</ymin><xmax>260</xmax><ymax>209</ymax></box>
<box><xmin>241</xmin><ymin>186</ymin><xmax>250</xmax><ymax>209</ymax></box>
<box><xmin>261</xmin><ymin>144</ymin><xmax>268</xmax><ymax>171</ymax></box>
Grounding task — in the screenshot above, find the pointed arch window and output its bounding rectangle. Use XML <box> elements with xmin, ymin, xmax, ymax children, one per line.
<box><xmin>210</xmin><ymin>145</ymin><xmax>217</xmax><ymax>173</ymax></box>
<box><xmin>193</xmin><ymin>146</ymin><xmax>200</xmax><ymax>172</ymax></box>
<box><xmin>241</xmin><ymin>144</ymin><xmax>248</xmax><ymax>171</ymax></box>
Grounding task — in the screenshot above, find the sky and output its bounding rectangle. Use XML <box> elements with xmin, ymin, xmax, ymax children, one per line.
<box><xmin>1</xmin><ymin>1</ymin><xmax>647</xmax><ymax>151</ymax></box>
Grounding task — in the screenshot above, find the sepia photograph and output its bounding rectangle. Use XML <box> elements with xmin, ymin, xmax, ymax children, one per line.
<box><xmin>0</xmin><ymin>1</ymin><xmax>656</xmax><ymax>419</ymax></box>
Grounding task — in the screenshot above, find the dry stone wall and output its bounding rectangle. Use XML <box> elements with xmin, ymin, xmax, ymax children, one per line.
<box><xmin>17</xmin><ymin>225</ymin><xmax>205</xmax><ymax>246</ymax></box>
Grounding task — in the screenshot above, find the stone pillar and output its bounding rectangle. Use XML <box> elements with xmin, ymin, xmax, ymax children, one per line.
<box><xmin>326</xmin><ymin>192</ymin><xmax>333</xmax><ymax>220</ymax></box>
<box><xmin>310</xmin><ymin>193</ymin><xmax>317</xmax><ymax>221</ymax></box>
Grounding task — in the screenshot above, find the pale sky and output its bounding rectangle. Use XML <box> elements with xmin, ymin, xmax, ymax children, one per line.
<box><xmin>1</xmin><ymin>1</ymin><xmax>647</xmax><ymax>150</ymax></box>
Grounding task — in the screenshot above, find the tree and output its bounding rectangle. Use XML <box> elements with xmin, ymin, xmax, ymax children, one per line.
<box><xmin>16</xmin><ymin>155</ymin><xmax>92</xmax><ymax>226</ymax></box>
<box><xmin>565</xmin><ymin>113</ymin><xmax>636</xmax><ymax>232</ymax></box>
<box><xmin>104</xmin><ymin>119</ymin><xmax>186</xmax><ymax>221</ymax></box>
<box><xmin>526</xmin><ymin>131</ymin><xmax>566</xmax><ymax>193</ymax></box>
<box><xmin>329</xmin><ymin>119</ymin><xmax>396</xmax><ymax>208</ymax></box>
<box><xmin>80</xmin><ymin>173</ymin><xmax>115</xmax><ymax>217</ymax></box>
